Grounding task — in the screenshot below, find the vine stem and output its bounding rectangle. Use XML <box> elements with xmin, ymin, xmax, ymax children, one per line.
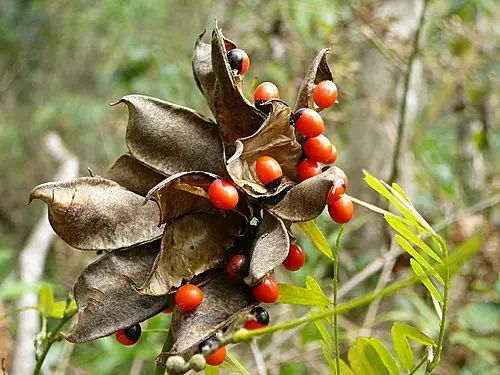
<box><xmin>332</xmin><ymin>226</ymin><xmax>344</xmax><ymax>374</ymax></box>
<box><xmin>33</xmin><ymin>308</ymin><xmax>77</xmax><ymax>375</ymax></box>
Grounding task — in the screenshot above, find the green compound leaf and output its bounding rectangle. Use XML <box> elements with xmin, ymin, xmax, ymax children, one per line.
<box><xmin>204</xmin><ymin>365</ymin><xmax>220</xmax><ymax>375</ymax></box>
<box><xmin>393</xmin><ymin>322</ymin><xmax>437</xmax><ymax>347</ymax></box>
<box><xmin>49</xmin><ymin>299</ymin><xmax>77</xmax><ymax>319</ymax></box>
<box><xmin>348</xmin><ymin>337</ymin><xmax>390</xmax><ymax>375</ymax></box>
<box><xmin>38</xmin><ymin>284</ymin><xmax>54</xmax><ymax>318</ymax></box>
<box><xmin>298</xmin><ymin>220</ymin><xmax>334</xmax><ymax>260</ymax></box>
<box><xmin>368</xmin><ymin>338</ymin><xmax>399</xmax><ymax>375</ymax></box>
<box><xmin>410</xmin><ymin>259</ymin><xmax>444</xmax><ymax>303</ymax></box>
<box><xmin>385</xmin><ymin>215</ymin><xmax>442</xmax><ymax>263</ymax></box>
<box><xmin>391</xmin><ymin>325</ymin><xmax>414</xmax><ymax>371</ymax></box>
<box><xmin>278</xmin><ymin>284</ymin><xmax>330</xmax><ymax>307</ymax></box>
<box><xmin>396</xmin><ymin>235</ymin><xmax>444</xmax><ymax>285</ymax></box>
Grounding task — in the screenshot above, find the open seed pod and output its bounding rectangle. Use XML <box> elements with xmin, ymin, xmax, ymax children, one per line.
<box><xmin>29</xmin><ymin>24</ymin><xmax>348</xmax><ymax>371</ymax></box>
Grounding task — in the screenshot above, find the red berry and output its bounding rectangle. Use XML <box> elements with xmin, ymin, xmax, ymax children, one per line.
<box><xmin>328</xmin><ymin>194</ymin><xmax>354</xmax><ymax>224</ymax></box>
<box><xmin>282</xmin><ymin>243</ymin><xmax>305</xmax><ymax>271</ymax></box>
<box><xmin>175</xmin><ymin>284</ymin><xmax>203</xmax><ymax>312</ymax></box>
<box><xmin>251</xmin><ymin>276</ymin><xmax>280</xmax><ymax>303</ymax></box>
<box><xmin>324</xmin><ymin>144</ymin><xmax>338</xmax><ymax>164</ymax></box>
<box><xmin>254</xmin><ymin>82</ymin><xmax>280</xmax><ymax>106</ymax></box>
<box><xmin>326</xmin><ymin>183</ymin><xmax>347</xmax><ymax>205</ymax></box>
<box><xmin>206</xmin><ymin>346</ymin><xmax>227</xmax><ymax>366</ymax></box>
<box><xmin>294</xmin><ymin>108</ymin><xmax>325</xmax><ymax>137</ymax></box>
<box><xmin>227</xmin><ymin>48</ymin><xmax>250</xmax><ymax>75</ymax></box>
<box><xmin>297</xmin><ymin>159</ymin><xmax>322</xmax><ymax>180</ymax></box>
<box><xmin>303</xmin><ymin>135</ymin><xmax>333</xmax><ymax>163</ymax></box>
<box><xmin>225</xmin><ymin>254</ymin><xmax>249</xmax><ymax>283</ymax></box>
<box><xmin>255</xmin><ymin>156</ymin><xmax>283</xmax><ymax>187</ymax></box>
<box><xmin>115</xmin><ymin>324</ymin><xmax>141</xmax><ymax>346</ymax></box>
<box><xmin>313</xmin><ymin>80</ymin><xmax>338</xmax><ymax>108</ymax></box>
<box><xmin>208</xmin><ymin>179</ymin><xmax>239</xmax><ymax>210</ymax></box>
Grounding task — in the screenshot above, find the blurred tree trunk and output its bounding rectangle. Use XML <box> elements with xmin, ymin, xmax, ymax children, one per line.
<box><xmin>345</xmin><ymin>0</ymin><xmax>424</xmax><ymax>253</ymax></box>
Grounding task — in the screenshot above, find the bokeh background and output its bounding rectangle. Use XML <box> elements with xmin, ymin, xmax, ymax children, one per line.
<box><xmin>0</xmin><ymin>0</ymin><xmax>498</xmax><ymax>374</ymax></box>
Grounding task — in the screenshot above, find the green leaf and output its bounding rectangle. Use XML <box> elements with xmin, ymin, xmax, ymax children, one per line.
<box><xmin>395</xmin><ymin>235</ymin><xmax>444</xmax><ymax>285</ymax></box>
<box><xmin>368</xmin><ymin>338</ymin><xmax>399</xmax><ymax>375</ymax></box>
<box><xmin>340</xmin><ymin>359</ymin><xmax>354</xmax><ymax>375</ymax></box>
<box><xmin>320</xmin><ymin>341</ymin><xmax>337</xmax><ymax>374</ymax></box>
<box><xmin>223</xmin><ymin>352</ymin><xmax>251</xmax><ymax>375</ymax></box>
<box><xmin>391</xmin><ymin>325</ymin><xmax>414</xmax><ymax>371</ymax></box>
<box><xmin>391</xmin><ymin>182</ymin><xmax>411</xmax><ymax>203</ymax></box>
<box><xmin>385</xmin><ymin>215</ymin><xmax>442</xmax><ymax>263</ymax></box>
<box><xmin>410</xmin><ymin>260</ymin><xmax>444</xmax><ymax>303</ymax></box>
<box><xmin>363</xmin><ymin>174</ymin><xmax>422</xmax><ymax>231</ymax></box>
<box><xmin>305</xmin><ymin>276</ymin><xmax>329</xmax><ymax>300</ymax></box>
<box><xmin>48</xmin><ymin>299</ymin><xmax>77</xmax><ymax>319</ymax></box>
<box><xmin>381</xmin><ymin>180</ymin><xmax>434</xmax><ymax>234</ymax></box>
<box><xmin>348</xmin><ymin>337</ymin><xmax>389</xmax><ymax>375</ymax></box>
<box><xmin>312</xmin><ymin>312</ymin><xmax>334</xmax><ymax>350</ymax></box>
<box><xmin>393</xmin><ymin>322</ymin><xmax>437</xmax><ymax>347</ymax></box>
<box><xmin>278</xmin><ymin>284</ymin><xmax>330</xmax><ymax>307</ymax></box>
<box><xmin>0</xmin><ymin>248</ymin><xmax>13</xmax><ymax>264</ymax></box>
<box><xmin>298</xmin><ymin>220</ymin><xmax>334</xmax><ymax>260</ymax></box>
<box><xmin>205</xmin><ymin>365</ymin><xmax>220</xmax><ymax>375</ymax></box>
<box><xmin>38</xmin><ymin>284</ymin><xmax>54</xmax><ymax>318</ymax></box>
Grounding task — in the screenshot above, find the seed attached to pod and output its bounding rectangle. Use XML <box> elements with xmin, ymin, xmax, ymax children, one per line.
<box><xmin>225</xmin><ymin>254</ymin><xmax>249</xmax><ymax>283</ymax></box>
<box><xmin>255</xmin><ymin>156</ymin><xmax>283</xmax><ymax>188</ymax></box>
<box><xmin>297</xmin><ymin>159</ymin><xmax>322</xmax><ymax>180</ymax></box>
<box><xmin>254</xmin><ymin>82</ymin><xmax>280</xmax><ymax>108</ymax></box>
<box><xmin>175</xmin><ymin>284</ymin><xmax>204</xmax><ymax>312</ymax></box>
<box><xmin>313</xmin><ymin>80</ymin><xmax>338</xmax><ymax>108</ymax></box>
<box><xmin>283</xmin><ymin>243</ymin><xmax>305</xmax><ymax>271</ymax></box>
<box><xmin>227</xmin><ymin>48</ymin><xmax>250</xmax><ymax>75</ymax></box>
<box><xmin>115</xmin><ymin>324</ymin><xmax>142</xmax><ymax>346</ymax></box>
<box><xmin>208</xmin><ymin>179</ymin><xmax>239</xmax><ymax>210</ymax></box>
<box><xmin>244</xmin><ymin>306</ymin><xmax>270</xmax><ymax>330</ymax></box>
<box><xmin>251</xmin><ymin>276</ymin><xmax>280</xmax><ymax>303</ymax></box>
<box><xmin>328</xmin><ymin>194</ymin><xmax>354</xmax><ymax>224</ymax></box>
<box><xmin>293</xmin><ymin>108</ymin><xmax>324</xmax><ymax>138</ymax></box>
<box><xmin>303</xmin><ymin>135</ymin><xmax>333</xmax><ymax>163</ymax></box>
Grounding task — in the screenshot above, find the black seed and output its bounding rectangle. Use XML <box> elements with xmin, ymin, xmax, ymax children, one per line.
<box><xmin>321</xmin><ymin>166</ymin><xmax>331</xmax><ymax>172</ymax></box>
<box><xmin>291</xmin><ymin>108</ymin><xmax>307</xmax><ymax>125</ymax></box>
<box><xmin>124</xmin><ymin>324</ymin><xmax>141</xmax><ymax>341</ymax></box>
<box><xmin>227</xmin><ymin>49</ymin><xmax>244</xmax><ymax>74</ymax></box>
<box><xmin>264</xmin><ymin>176</ymin><xmax>282</xmax><ymax>190</ymax></box>
<box><xmin>199</xmin><ymin>336</ymin><xmax>219</xmax><ymax>353</ymax></box>
<box><xmin>251</xmin><ymin>306</ymin><xmax>270</xmax><ymax>325</ymax></box>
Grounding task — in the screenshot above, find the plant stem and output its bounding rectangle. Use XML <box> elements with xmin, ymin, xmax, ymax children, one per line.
<box><xmin>33</xmin><ymin>309</ymin><xmax>77</xmax><ymax>375</ymax></box>
<box><xmin>155</xmin><ymin>329</ymin><xmax>174</xmax><ymax>375</ymax></box>
<box><xmin>426</xmin><ymin>238</ymin><xmax>449</xmax><ymax>372</ymax></box>
<box><xmin>409</xmin><ymin>355</ymin><xmax>428</xmax><ymax>375</ymax></box>
<box><xmin>332</xmin><ymin>226</ymin><xmax>344</xmax><ymax>374</ymax></box>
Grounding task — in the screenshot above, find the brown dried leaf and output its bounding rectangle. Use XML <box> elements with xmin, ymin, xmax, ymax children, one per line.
<box><xmin>139</xmin><ymin>213</ymin><xmax>246</xmax><ymax>296</ymax></box>
<box><xmin>245</xmin><ymin>210</ymin><xmax>289</xmax><ymax>285</ymax></box>
<box><xmin>65</xmin><ymin>241</ymin><xmax>165</xmax><ymax>343</ymax></box>
<box><xmin>226</xmin><ymin>100</ymin><xmax>302</xmax><ymax>198</ymax></box>
<box><xmin>192</xmin><ymin>27</ymin><xmax>265</xmax><ymax>154</ymax></box>
<box><xmin>294</xmin><ymin>48</ymin><xmax>333</xmax><ymax>111</ymax></box>
<box><xmin>105</xmin><ymin>154</ymin><xmax>165</xmax><ymax>196</ymax></box>
<box><xmin>267</xmin><ymin>166</ymin><xmax>348</xmax><ymax>222</ymax></box>
<box><xmin>29</xmin><ymin>177</ymin><xmax>163</xmax><ymax>251</ymax></box>
<box><xmin>170</xmin><ymin>275</ymin><xmax>256</xmax><ymax>358</ymax></box>
<box><xmin>146</xmin><ymin>171</ymin><xmax>251</xmax><ymax>225</ymax></box>
<box><xmin>114</xmin><ymin>95</ymin><xmax>225</xmax><ymax>176</ymax></box>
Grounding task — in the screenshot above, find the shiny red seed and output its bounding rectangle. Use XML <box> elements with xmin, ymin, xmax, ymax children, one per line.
<box><xmin>297</xmin><ymin>159</ymin><xmax>322</xmax><ymax>180</ymax></box>
<box><xmin>282</xmin><ymin>243</ymin><xmax>305</xmax><ymax>271</ymax></box>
